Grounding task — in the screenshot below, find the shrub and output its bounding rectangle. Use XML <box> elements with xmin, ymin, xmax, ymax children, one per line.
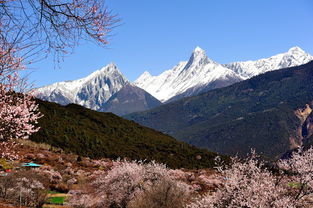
<box><xmin>67</xmin><ymin>160</ymin><xmax>193</xmax><ymax>208</ymax></box>
<box><xmin>0</xmin><ymin>170</ymin><xmax>47</xmax><ymax>207</ymax></box>
<box><xmin>128</xmin><ymin>177</ymin><xmax>191</xmax><ymax>208</ymax></box>
<box><xmin>186</xmin><ymin>149</ymin><xmax>313</xmax><ymax>208</ymax></box>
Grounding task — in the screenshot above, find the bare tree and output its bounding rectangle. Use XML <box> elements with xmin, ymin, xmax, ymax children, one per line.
<box><xmin>0</xmin><ymin>0</ymin><xmax>119</xmax><ymax>71</ymax></box>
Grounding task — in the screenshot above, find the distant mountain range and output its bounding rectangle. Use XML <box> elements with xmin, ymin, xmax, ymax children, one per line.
<box><xmin>126</xmin><ymin>61</ymin><xmax>313</xmax><ymax>160</ymax></box>
<box><xmin>135</xmin><ymin>46</ymin><xmax>313</xmax><ymax>102</ymax></box>
<box><xmin>36</xmin><ymin>47</ymin><xmax>313</xmax><ymax>115</ymax></box>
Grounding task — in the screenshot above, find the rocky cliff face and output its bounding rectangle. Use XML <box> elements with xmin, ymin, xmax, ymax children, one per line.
<box><xmin>293</xmin><ymin>103</ymin><xmax>313</xmax><ymax>148</ymax></box>
<box><xmin>303</xmin><ymin>111</ymin><xmax>313</xmax><ymax>139</ymax></box>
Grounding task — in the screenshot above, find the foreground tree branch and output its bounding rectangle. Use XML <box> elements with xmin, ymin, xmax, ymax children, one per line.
<box><xmin>0</xmin><ymin>0</ymin><xmax>119</xmax><ymax>64</ymax></box>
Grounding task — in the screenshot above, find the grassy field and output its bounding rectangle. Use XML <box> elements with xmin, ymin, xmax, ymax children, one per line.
<box><xmin>45</xmin><ymin>192</ymin><xmax>68</xmax><ymax>206</ymax></box>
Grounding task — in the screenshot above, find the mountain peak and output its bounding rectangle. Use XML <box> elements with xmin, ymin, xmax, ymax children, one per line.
<box><xmin>94</xmin><ymin>62</ymin><xmax>125</xmax><ymax>78</ymax></box>
<box><xmin>142</xmin><ymin>71</ymin><xmax>152</xmax><ymax>77</ymax></box>
<box><xmin>184</xmin><ymin>46</ymin><xmax>213</xmax><ymax>70</ymax></box>
<box><xmin>135</xmin><ymin>71</ymin><xmax>153</xmax><ymax>84</ymax></box>
<box><xmin>193</xmin><ymin>46</ymin><xmax>205</xmax><ymax>54</ymax></box>
<box><xmin>287</xmin><ymin>46</ymin><xmax>305</xmax><ymax>54</ymax></box>
<box><xmin>100</xmin><ymin>62</ymin><xmax>119</xmax><ymax>71</ymax></box>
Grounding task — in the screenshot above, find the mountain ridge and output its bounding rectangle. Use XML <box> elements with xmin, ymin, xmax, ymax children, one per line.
<box><xmin>135</xmin><ymin>47</ymin><xmax>243</xmax><ymax>102</ymax></box>
<box><xmin>36</xmin><ymin>47</ymin><xmax>313</xmax><ymax>114</ymax></box>
<box><xmin>136</xmin><ymin>46</ymin><xmax>313</xmax><ymax>102</ymax></box>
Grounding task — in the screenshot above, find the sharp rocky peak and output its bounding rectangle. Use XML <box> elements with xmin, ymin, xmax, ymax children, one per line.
<box><xmin>184</xmin><ymin>47</ymin><xmax>214</xmax><ymax>69</ymax></box>
<box><xmin>85</xmin><ymin>62</ymin><xmax>126</xmax><ymax>82</ymax></box>
<box><xmin>135</xmin><ymin>71</ymin><xmax>153</xmax><ymax>84</ymax></box>
<box><xmin>98</xmin><ymin>62</ymin><xmax>121</xmax><ymax>74</ymax></box>
<box><xmin>193</xmin><ymin>46</ymin><xmax>206</xmax><ymax>54</ymax></box>
<box><xmin>140</xmin><ymin>71</ymin><xmax>152</xmax><ymax>78</ymax></box>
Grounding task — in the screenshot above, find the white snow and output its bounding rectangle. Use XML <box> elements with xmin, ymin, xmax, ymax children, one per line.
<box><xmin>135</xmin><ymin>47</ymin><xmax>241</xmax><ymax>102</ymax></box>
<box><xmin>36</xmin><ymin>63</ymin><xmax>129</xmax><ymax>110</ymax></box>
<box><xmin>36</xmin><ymin>46</ymin><xmax>313</xmax><ymax>109</ymax></box>
<box><xmin>224</xmin><ymin>46</ymin><xmax>313</xmax><ymax>79</ymax></box>
<box><xmin>135</xmin><ymin>46</ymin><xmax>313</xmax><ymax>102</ymax></box>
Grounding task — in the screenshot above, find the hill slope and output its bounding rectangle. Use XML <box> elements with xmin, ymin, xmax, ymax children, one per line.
<box><xmin>100</xmin><ymin>84</ymin><xmax>162</xmax><ymax>116</ymax></box>
<box><xmin>126</xmin><ymin>61</ymin><xmax>313</xmax><ymax>160</ymax></box>
<box><xmin>30</xmin><ymin>99</ymin><xmax>225</xmax><ymax>169</ymax></box>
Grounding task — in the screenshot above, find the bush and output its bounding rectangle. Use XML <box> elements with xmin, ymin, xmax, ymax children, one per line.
<box><xmin>67</xmin><ymin>160</ymin><xmax>193</xmax><ymax>208</ymax></box>
<box><xmin>128</xmin><ymin>177</ymin><xmax>191</xmax><ymax>208</ymax></box>
<box><xmin>0</xmin><ymin>170</ymin><xmax>47</xmax><ymax>207</ymax></box>
<box><xmin>187</xmin><ymin>148</ymin><xmax>313</xmax><ymax>208</ymax></box>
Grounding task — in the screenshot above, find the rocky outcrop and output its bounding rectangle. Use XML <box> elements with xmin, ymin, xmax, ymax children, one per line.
<box><xmin>293</xmin><ymin>103</ymin><xmax>313</xmax><ymax>148</ymax></box>
<box><xmin>303</xmin><ymin>111</ymin><xmax>313</xmax><ymax>138</ymax></box>
<box><xmin>295</xmin><ymin>104</ymin><xmax>312</xmax><ymax>124</ymax></box>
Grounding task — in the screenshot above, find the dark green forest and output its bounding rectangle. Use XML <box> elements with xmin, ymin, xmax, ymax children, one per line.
<box><xmin>30</xmin><ymin>99</ymin><xmax>227</xmax><ymax>169</ymax></box>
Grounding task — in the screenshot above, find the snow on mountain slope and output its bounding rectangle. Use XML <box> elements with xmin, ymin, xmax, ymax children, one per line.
<box><xmin>36</xmin><ymin>63</ymin><xmax>129</xmax><ymax>110</ymax></box>
<box><xmin>37</xmin><ymin>46</ymin><xmax>313</xmax><ymax>111</ymax></box>
<box><xmin>135</xmin><ymin>47</ymin><xmax>242</xmax><ymax>102</ymax></box>
<box><xmin>224</xmin><ymin>47</ymin><xmax>313</xmax><ymax>79</ymax></box>
<box><xmin>135</xmin><ymin>46</ymin><xmax>313</xmax><ymax>102</ymax></box>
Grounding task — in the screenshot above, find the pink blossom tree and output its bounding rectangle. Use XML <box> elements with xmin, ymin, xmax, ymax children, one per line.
<box><xmin>0</xmin><ymin>43</ymin><xmax>42</xmax><ymax>160</ymax></box>
<box><xmin>277</xmin><ymin>148</ymin><xmax>313</xmax><ymax>202</ymax></box>
<box><xmin>187</xmin><ymin>149</ymin><xmax>313</xmax><ymax>208</ymax></box>
<box><xmin>0</xmin><ymin>170</ymin><xmax>47</xmax><ymax>207</ymax></box>
<box><xmin>67</xmin><ymin>160</ymin><xmax>193</xmax><ymax>208</ymax></box>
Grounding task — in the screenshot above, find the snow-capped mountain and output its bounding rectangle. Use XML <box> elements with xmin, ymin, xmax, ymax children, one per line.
<box><xmin>135</xmin><ymin>47</ymin><xmax>242</xmax><ymax>102</ymax></box>
<box><xmin>36</xmin><ymin>63</ymin><xmax>129</xmax><ymax>110</ymax></box>
<box><xmin>37</xmin><ymin>46</ymin><xmax>313</xmax><ymax>113</ymax></box>
<box><xmin>224</xmin><ymin>46</ymin><xmax>313</xmax><ymax>79</ymax></box>
<box><xmin>135</xmin><ymin>46</ymin><xmax>313</xmax><ymax>102</ymax></box>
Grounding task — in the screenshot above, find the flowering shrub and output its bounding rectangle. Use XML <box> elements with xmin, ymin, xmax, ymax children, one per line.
<box><xmin>37</xmin><ymin>166</ymin><xmax>63</xmax><ymax>184</ymax></box>
<box><xmin>67</xmin><ymin>160</ymin><xmax>193</xmax><ymax>208</ymax></box>
<box><xmin>128</xmin><ymin>177</ymin><xmax>192</xmax><ymax>208</ymax></box>
<box><xmin>0</xmin><ymin>170</ymin><xmax>47</xmax><ymax>207</ymax></box>
<box><xmin>278</xmin><ymin>148</ymin><xmax>313</xmax><ymax>202</ymax></box>
<box><xmin>186</xmin><ymin>149</ymin><xmax>313</xmax><ymax>208</ymax></box>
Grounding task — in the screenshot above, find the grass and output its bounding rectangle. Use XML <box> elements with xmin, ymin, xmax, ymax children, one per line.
<box><xmin>48</xmin><ymin>196</ymin><xmax>65</xmax><ymax>204</ymax></box>
<box><xmin>47</xmin><ymin>190</ymin><xmax>61</xmax><ymax>194</ymax></box>
<box><xmin>46</xmin><ymin>191</ymin><xmax>68</xmax><ymax>205</ymax></box>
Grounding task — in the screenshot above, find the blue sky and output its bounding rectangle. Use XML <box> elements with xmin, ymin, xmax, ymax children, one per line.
<box><xmin>28</xmin><ymin>0</ymin><xmax>313</xmax><ymax>87</ymax></box>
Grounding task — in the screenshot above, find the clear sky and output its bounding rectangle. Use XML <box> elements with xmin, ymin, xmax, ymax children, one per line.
<box><xmin>27</xmin><ymin>0</ymin><xmax>313</xmax><ymax>87</ymax></box>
